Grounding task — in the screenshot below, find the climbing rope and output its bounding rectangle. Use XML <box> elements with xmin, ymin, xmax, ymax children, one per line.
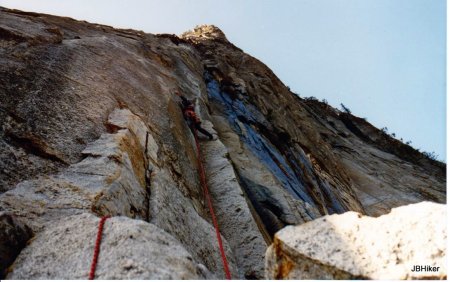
<box><xmin>192</xmin><ymin>126</ymin><xmax>232</xmax><ymax>280</ymax></box>
<box><xmin>89</xmin><ymin>216</ymin><xmax>110</xmax><ymax>280</ymax></box>
<box><xmin>87</xmin><ymin>126</ymin><xmax>231</xmax><ymax>279</ymax></box>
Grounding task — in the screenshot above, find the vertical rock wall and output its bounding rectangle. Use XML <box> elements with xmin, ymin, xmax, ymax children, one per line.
<box><xmin>0</xmin><ymin>9</ymin><xmax>264</xmax><ymax>278</ymax></box>
<box><xmin>0</xmin><ymin>9</ymin><xmax>446</xmax><ymax>279</ymax></box>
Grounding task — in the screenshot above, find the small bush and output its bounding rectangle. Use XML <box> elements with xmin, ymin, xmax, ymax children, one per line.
<box><xmin>304</xmin><ymin>96</ymin><xmax>319</xmax><ymax>101</ymax></box>
<box><xmin>340</xmin><ymin>103</ymin><xmax>351</xmax><ymax>114</ymax></box>
<box><xmin>422</xmin><ymin>151</ymin><xmax>439</xmax><ymax>161</ymax></box>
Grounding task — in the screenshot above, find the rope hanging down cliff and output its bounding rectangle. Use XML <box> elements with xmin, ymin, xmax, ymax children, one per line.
<box><xmin>89</xmin><ymin>216</ymin><xmax>110</xmax><ymax>280</ymax></box>
<box><xmin>192</xmin><ymin>125</ymin><xmax>232</xmax><ymax>280</ymax></box>
<box><xmin>175</xmin><ymin>90</ymin><xmax>231</xmax><ymax>279</ymax></box>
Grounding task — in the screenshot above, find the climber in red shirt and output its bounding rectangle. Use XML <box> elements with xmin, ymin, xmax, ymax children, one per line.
<box><xmin>175</xmin><ymin>91</ymin><xmax>215</xmax><ymax>140</ymax></box>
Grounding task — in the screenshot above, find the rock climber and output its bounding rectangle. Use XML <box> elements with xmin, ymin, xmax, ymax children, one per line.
<box><xmin>175</xmin><ymin>90</ymin><xmax>215</xmax><ymax>140</ymax></box>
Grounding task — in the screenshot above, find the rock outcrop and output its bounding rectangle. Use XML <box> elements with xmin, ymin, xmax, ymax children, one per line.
<box><xmin>265</xmin><ymin>202</ymin><xmax>447</xmax><ymax>279</ymax></box>
<box><xmin>0</xmin><ymin>7</ymin><xmax>446</xmax><ymax>279</ymax></box>
<box><xmin>303</xmin><ymin>101</ymin><xmax>446</xmax><ymax>216</ymax></box>
<box><xmin>8</xmin><ymin>213</ymin><xmax>212</xmax><ymax>279</ymax></box>
<box><xmin>0</xmin><ymin>108</ymin><xmax>154</xmax><ymax>231</ymax></box>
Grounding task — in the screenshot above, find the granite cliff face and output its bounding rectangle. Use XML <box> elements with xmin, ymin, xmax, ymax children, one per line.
<box><xmin>0</xmin><ymin>8</ymin><xmax>446</xmax><ymax>279</ymax></box>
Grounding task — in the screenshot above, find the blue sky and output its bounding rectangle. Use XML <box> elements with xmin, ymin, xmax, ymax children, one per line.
<box><xmin>1</xmin><ymin>0</ymin><xmax>446</xmax><ymax>161</ymax></box>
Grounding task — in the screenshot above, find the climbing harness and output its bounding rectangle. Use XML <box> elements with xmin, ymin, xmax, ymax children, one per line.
<box><xmin>184</xmin><ymin>106</ymin><xmax>202</xmax><ymax>124</ymax></box>
<box><xmin>192</xmin><ymin>125</ymin><xmax>232</xmax><ymax>280</ymax></box>
<box><xmin>89</xmin><ymin>216</ymin><xmax>110</xmax><ymax>280</ymax></box>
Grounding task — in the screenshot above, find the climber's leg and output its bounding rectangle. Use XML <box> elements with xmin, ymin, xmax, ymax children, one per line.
<box><xmin>195</xmin><ymin>123</ymin><xmax>214</xmax><ymax>140</ymax></box>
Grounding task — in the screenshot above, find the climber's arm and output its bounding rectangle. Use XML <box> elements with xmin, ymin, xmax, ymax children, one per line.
<box><xmin>179</xmin><ymin>95</ymin><xmax>189</xmax><ymax>104</ymax></box>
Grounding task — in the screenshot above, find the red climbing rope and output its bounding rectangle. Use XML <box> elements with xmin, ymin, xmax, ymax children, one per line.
<box><xmin>89</xmin><ymin>216</ymin><xmax>110</xmax><ymax>280</ymax></box>
<box><xmin>192</xmin><ymin>126</ymin><xmax>232</xmax><ymax>280</ymax></box>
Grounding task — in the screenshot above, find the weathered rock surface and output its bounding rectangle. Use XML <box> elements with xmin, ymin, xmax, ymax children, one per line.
<box><xmin>0</xmin><ymin>108</ymin><xmax>153</xmax><ymax>231</ymax></box>
<box><xmin>181</xmin><ymin>24</ymin><xmax>445</xmax><ymax>223</ymax></box>
<box><xmin>303</xmin><ymin>101</ymin><xmax>446</xmax><ymax>216</ymax></box>
<box><xmin>148</xmin><ymin>165</ymin><xmax>240</xmax><ymax>279</ymax></box>
<box><xmin>7</xmin><ymin>213</ymin><xmax>212</xmax><ymax>279</ymax></box>
<box><xmin>266</xmin><ymin>201</ymin><xmax>447</xmax><ymax>279</ymax></box>
<box><xmin>209</xmin><ymin>112</ymin><xmax>321</xmax><ymax>238</ymax></box>
<box><xmin>0</xmin><ymin>8</ymin><xmax>243</xmax><ymax>278</ymax></box>
<box><xmin>0</xmin><ymin>6</ymin><xmax>446</xmax><ymax>279</ymax></box>
<box><xmin>201</xmin><ymin>120</ymin><xmax>268</xmax><ymax>279</ymax></box>
<box><xmin>0</xmin><ymin>212</ymin><xmax>32</xmax><ymax>278</ymax></box>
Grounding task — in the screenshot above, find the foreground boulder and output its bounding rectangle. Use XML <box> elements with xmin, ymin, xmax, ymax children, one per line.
<box><xmin>7</xmin><ymin>213</ymin><xmax>212</xmax><ymax>279</ymax></box>
<box><xmin>265</xmin><ymin>202</ymin><xmax>446</xmax><ymax>279</ymax></box>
